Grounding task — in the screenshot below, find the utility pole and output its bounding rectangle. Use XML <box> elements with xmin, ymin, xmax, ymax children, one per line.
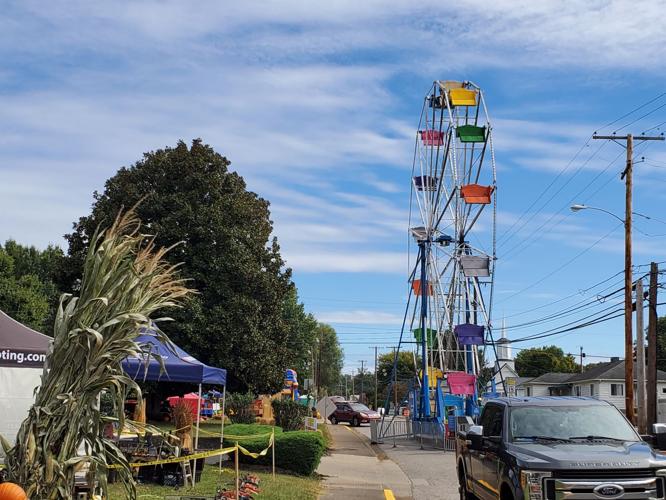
<box><xmin>592</xmin><ymin>132</ymin><xmax>664</xmax><ymax>424</ymax></box>
<box><xmin>344</xmin><ymin>373</ymin><xmax>348</xmax><ymax>400</ymax></box>
<box><xmin>636</xmin><ymin>279</ymin><xmax>647</xmax><ymax>434</ymax></box>
<box><xmin>372</xmin><ymin>346</ymin><xmax>379</xmax><ymax>410</ymax></box>
<box><xmin>351</xmin><ymin>372</ymin><xmax>355</xmax><ymax>399</ymax></box>
<box><xmin>359</xmin><ymin>361</ymin><xmax>366</xmax><ymax>404</ymax></box>
<box><xmin>579</xmin><ymin>346</ymin><xmax>585</xmax><ymax>373</ymax></box>
<box><xmin>647</xmin><ymin>262</ymin><xmax>659</xmax><ymax>430</ymax></box>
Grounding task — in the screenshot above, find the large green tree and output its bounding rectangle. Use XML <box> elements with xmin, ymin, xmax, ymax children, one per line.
<box><xmin>515</xmin><ymin>345</ymin><xmax>578</xmax><ymax>377</ymax></box>
<box><xmin>64</xmin><ymin>139</ymin><xmax>308</xmax><ymax>393</ymax></box>
<box><xmin>376</xmin><ymin>351</ymin><xmax>418</xmax><ymax>408</ymax></box>
<box><xmin>0</xmin><ymin>241</ymin><xmax>64</xmax><ymax>332</ymax></box>
<box><xmin>313</xmin><ymin>323</ymin><xmax>344</xmax><ymax>395</ymax></box>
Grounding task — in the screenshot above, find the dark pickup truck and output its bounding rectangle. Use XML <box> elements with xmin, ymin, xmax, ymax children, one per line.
<box><xmin>457</xmin><ymin>396</ymin><xmax>666</xmax><ymax>500</ymax></box>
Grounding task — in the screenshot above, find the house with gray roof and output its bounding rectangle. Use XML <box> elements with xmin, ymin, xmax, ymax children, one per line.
<box><xmin>516</xmin><ymin>358</ymin><xmax>666</xmax><ymax>415</ymax></box>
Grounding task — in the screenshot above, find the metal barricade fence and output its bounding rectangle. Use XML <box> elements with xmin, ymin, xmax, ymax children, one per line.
<box><xmin>373</xmin><ymin>417</ymin><xmax>457</xmax><ymax>451</ymax></box>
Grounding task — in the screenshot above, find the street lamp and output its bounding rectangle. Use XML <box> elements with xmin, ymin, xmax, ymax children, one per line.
<box><xmin>570</xmin><ymin>203</ymin><xmax>634</xmax><ymax>423</ymax></box>
<box><xmin>570</xmin><ymin>204</ymin><xmax>625</xmax><ymax>224</ymax></box>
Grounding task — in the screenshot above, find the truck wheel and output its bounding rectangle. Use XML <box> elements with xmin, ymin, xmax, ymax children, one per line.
<box><xmin>352</xmin><ymin>416</ymin><xmax>360</xmax><ymax>427</ymax></box>
<box><xmin>458</xmin><ymin>466</ymin><xmax>475</xmax><ymax>500</ymax></box>
<box><xmin>330</xmin><ymin>415</ymin><xmax>338</xmax><ymax>425</ymax></box>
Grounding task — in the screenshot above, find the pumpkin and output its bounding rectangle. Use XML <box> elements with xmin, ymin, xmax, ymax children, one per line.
<box><xmin>0</xmin><ymin>482</ymin><xmax>28</xmax><ymax>500</ymax></box>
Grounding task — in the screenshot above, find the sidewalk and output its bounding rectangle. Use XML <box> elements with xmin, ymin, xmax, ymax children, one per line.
<box><xmin>317</xmin><ymin>423</ymin><xmax>412</xmax><ymax>499</ymax></box>
<box><xmin>355</xmin><ymin>425</ymin><xmax>459</xmax><ymax>500</ymax></box>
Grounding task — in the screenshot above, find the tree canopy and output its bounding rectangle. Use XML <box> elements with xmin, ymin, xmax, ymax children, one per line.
<box><xmin>313</xmin><ymin>323</ymin><xmax>344</xmax><ymax>395</ymax></box>
<box><xmin>64</xmin><ymin>139</ymin><xmax>316</xmax><ymax>393</ymax></box>
<box><xmin>376</xmin><ymin>350</ymin><xmax>418</xmax><ymax>407</ymax></box>
<box><xmin>0</xmin><ymin>241</ymin><xmax>64</xmax><ymax>332</ymax></box>
<box><xmin>515</xmin><ymin>345</ymin><xmax>578</xmax><ymax>377</ymax></box>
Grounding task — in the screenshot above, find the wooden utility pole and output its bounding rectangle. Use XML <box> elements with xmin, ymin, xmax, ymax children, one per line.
<box><xmin>592</xmin><ymin>133</ymin><xmax>664</xmax><ymax>424</ymax></box>
<box><xmin>579</xmin><ymin>346</ymin><xmax>585</xmax><ymax>373</ymax></box>
<box><xmin>636</xmin><ymin>279</ymin><xmax>646</xmax><ymax>434</ymax></box>
<box><xmin>647</xmin><ymin>262</ymin><xmax>659</xmax><ymax>430</ymax></box>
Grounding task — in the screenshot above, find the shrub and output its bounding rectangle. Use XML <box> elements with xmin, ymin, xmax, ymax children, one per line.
<box><xmin>272</xmin><ymin>399</ymin><xmax>310</xmax><ymax>431</ymax></box>
<box><xmin>226</xmin><ymin>430</ymin><xmax>325</xmax><ymax>476</ymax></box>
<box><xmin>224</xmin><ymin>423</ymin><xmax>282</xmax><ymax>437</ymax></box>
<box><xmin>226</xmin><ymin>392</ymin><xmax>255</xmax><ymax>424</ymax></box>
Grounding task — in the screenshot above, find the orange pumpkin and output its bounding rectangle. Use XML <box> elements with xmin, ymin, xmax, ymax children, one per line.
<box><xmin>0</xmin><ymin>482</ymin><xmax>28</xmax><ymax>500</ymax></box>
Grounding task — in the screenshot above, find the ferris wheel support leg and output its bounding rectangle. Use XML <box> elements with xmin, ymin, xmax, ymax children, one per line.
<box><xmin>418</xmin><ymin>241</ymin><xmax>431</xmax><ymax>419</ymax></box>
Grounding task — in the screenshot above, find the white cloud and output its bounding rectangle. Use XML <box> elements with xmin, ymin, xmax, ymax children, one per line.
<box><xmin>284</xmin><ymin>250</ymin><xmax>404</xmax><ymax>273</ymax></box>
<box><xmin>316</xmin><ymin>310</ymin><xmax>404</xmax><ymax>325</ymax></box>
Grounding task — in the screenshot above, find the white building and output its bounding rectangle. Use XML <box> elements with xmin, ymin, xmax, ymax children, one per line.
<box><xmin>487</xmin><ymin>326</ymin><xmax>521</xmax><ymax>397</ymax></box>
<box><xmin>516</xmin><ymin>358</ymin><xmax>666</xmax><ymax>416</ymax></box>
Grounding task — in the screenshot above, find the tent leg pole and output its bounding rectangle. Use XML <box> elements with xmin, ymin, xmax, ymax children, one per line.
<box><xmin>192</xmin><ymin>383</ymin><xmax>202</xmax><ymax>485</ymax></box>
<box><xmin>219</xmin><ymin>384</ymin><xmax>227</xmax><ymax>475</ymax></box>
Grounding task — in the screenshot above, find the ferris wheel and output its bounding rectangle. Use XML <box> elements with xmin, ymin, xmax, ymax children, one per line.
<box><xmin>407</xmin><ymin>80</ymin><xmax>498</xmax><ymax>418</ymax></box>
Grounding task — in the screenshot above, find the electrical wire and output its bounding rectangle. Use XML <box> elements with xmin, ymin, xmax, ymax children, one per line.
<box><xmin>497</xmin><ymin>223</ymin><xmax>623</xmax><ymax>304</ymax></box>
<box><xmin>498</xmin><ymin>92</ymin><xmax>666</xmax><ymax>249</ymax></box>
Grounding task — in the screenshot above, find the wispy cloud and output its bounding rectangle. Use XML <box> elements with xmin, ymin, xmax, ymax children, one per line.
<box><xmin>316</xmin><ymin>310</ymin><xmax>404</xmax><ymax>325</ymax></box>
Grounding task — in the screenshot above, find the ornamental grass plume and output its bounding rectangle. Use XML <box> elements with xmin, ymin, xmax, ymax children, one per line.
<box><xmin>2</xmin><ymin>208</ymin><xmax>193</xmax><ymax>499</ymax></box>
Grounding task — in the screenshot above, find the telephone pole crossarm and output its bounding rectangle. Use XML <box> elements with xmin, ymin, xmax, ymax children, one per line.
<box><xmin>592</xmin><ymin>134</ymin><xmax>664</xmax><ymax>141</ymax></box>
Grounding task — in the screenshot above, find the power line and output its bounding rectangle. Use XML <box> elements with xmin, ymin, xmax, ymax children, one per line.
<box><xmin>498</xmin><ymin>92</ymin><xmax>666</xmax><ymax>249</ymax></box>
<box><xmin>497</xmin><ymin>223</ymin><xmax>623</xmax><ymax>304</ymax></box>
<box><xmin>598</xmin><ymin>92</ymin><xmax>666</xmax><ymax>132</ymax></box>
<box><xmin>498</xmin><ymin>139</ymin><xmax>605</xmax><ymax>248</ymax></box>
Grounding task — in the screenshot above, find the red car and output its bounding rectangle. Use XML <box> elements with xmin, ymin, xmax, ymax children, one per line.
<box><xmin>329</xmin><ymin>402</ymin><xmax>380</xmax><ymax>426</ymax></box>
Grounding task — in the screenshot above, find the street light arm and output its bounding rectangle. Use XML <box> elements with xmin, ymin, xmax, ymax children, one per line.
<box><xmin>574</xmin><ymin>205</ymin><xmax>626</xmax><ymax>224</ymax></box>
<box><xmin>588</xmin><ymin>206</ymin><xmax>626</xmax><ymax>224</ymax></box>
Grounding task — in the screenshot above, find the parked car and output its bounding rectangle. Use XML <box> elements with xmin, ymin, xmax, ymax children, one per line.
<box><xmin>457</xmin><ymin>396</ymin><xmax>666</xmax><ymax>500</ymax></box>
<box><xmin>329</xmin><ymin>401</ymin><xmax>380</xmax><ymax>426</ymax></box>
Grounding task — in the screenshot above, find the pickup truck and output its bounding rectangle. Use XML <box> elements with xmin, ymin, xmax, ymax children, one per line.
<box><xmin>457</xmin><ymin>396</ymin><xmax>666</xmax><ymax>500</ymax></box>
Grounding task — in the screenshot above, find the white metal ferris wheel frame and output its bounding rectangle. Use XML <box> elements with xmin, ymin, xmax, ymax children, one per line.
<box><xmin>407</xmin><ymin>80</ymin><xmax>498</xmax><ymax>381</ymax></box>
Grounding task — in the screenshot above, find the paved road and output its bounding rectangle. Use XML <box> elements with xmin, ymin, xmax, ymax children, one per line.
<box><xmin>317</xmin><ymin>423</ymin><xmax>412</xmax><ymax>499</ymax></box>
<box><xmin>355</xmin><ymin>424</ymin><xmax>459</xmax><ymax>500</ymax></box>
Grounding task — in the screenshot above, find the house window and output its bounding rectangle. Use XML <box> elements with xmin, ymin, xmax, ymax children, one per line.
<box><xmin>590</xmin><ymin>384</ymin><xmax>595</xmax><ymax>396</ymax></box>
<box><xmin>662</xmin><ymin>387</ymin><xmax>666</xmax><ymax>394</ymax></box>
<box><xmin>575</xmin><ymin>386</ymin><xmax>581</xmax><ymax>396</ymax></box>
<box><xmin>611</xmin><ymin>383</ymin><xmax>624</xmax><ymax>396</ymax></box>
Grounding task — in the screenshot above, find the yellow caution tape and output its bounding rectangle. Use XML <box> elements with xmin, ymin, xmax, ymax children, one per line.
<box><xmin>236</xmin><ymin>433</ymin><xmax>274</xmax><ymax>459</ymax></box>
<box><xmin>109</xmin><ymin>446</ymin><xmax>238</xmax><ymax>469</ymax></box>
<box><xmin>109</xmin><ymin>431</ymin><xmax>275</xmax><ymax>469</ymax></box>
<box><xmin>192</xmin><ymin>426</ymin><xmax>273</xmax><ymax>440</ymax></box>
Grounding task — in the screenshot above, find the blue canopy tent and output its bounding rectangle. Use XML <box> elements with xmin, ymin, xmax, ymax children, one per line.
<box><xmin>122</xmin><ymin>331</ymin><xmax>227</xmax><ymax>483</ymax></box>
<box><xmin>122</xmin><ymin>332</ymin><xmax>226</xmax><ymax>386</ymax></box>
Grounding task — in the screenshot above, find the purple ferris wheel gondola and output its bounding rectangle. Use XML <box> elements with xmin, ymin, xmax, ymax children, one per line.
<box><xmin>454</xmin><ymin>323</ymin><xmax>485</xmax><ymax>346</ymax></box>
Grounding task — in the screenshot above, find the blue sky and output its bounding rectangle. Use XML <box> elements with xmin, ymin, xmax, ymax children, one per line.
<box><xmin>2</xmin><ymin>1</ymin><xmax>666</xmax><ymax>375</ymax></box>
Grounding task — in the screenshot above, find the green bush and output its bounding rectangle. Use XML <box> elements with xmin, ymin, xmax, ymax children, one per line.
<box><xmin>226</xmin><ymin>392</ymin><xmax>255</xmax><ymax>424</ymax></box>
<box><xmin>272</xmin><ymin>399</ymin><xmax>310</xmax><ymax>431</ymax></box>
<box><xmin>224</xmin><ymin>423</ymin><xmax>282</xmax><ymax>436</ymax></box>
<box><xmin>225</xmin><ymin>430</ymin><xmax>325</xmax><ymax>476</ymax></box>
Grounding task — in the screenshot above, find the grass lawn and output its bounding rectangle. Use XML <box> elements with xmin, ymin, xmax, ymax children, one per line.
<box><xmin>108</xmin><ymin>465</ymin><xmax>320</xmax><ymax>499</ymax></box>
<box><xmin>318</xmin><ymin>423</ymin><xmax>332</xmax><ymax>450</ymax></box>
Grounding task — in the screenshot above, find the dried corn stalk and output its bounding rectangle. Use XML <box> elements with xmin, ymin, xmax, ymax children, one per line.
<box><xmin>172</xmin><ymin>400</ymin><xmax>193</xmax><ymax>451</ymax></box>
<box><xmin>2</xmin><ymin>208</ymin><xmax>192</xmax><ymax>499</ymax></box>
